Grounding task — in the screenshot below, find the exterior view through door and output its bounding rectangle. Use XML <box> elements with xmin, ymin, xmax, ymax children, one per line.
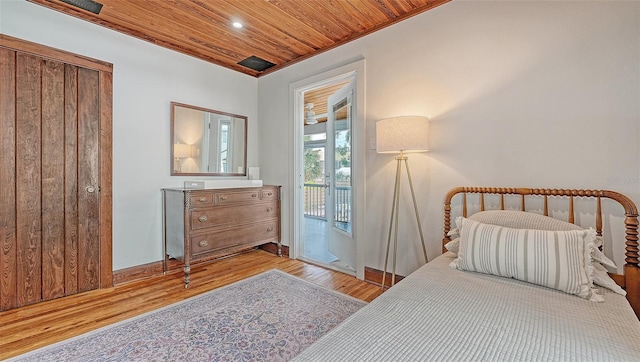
<box><xmin>302</xmin><ymin>79</ymin><xmax>355</xmax><ymax>274</ymax></box>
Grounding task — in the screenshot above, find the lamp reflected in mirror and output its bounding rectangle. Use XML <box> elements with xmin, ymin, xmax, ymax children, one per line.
<box><xmin>173</xmin><ymin>143</ymin><xmax>192</xmax><ymax>172</ymax></box>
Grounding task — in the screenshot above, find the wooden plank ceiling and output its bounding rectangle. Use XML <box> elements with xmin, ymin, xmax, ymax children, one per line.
<box><xmin>28</xmin><ymin>0</ymin><xmax>450</xmax><ymax>77</ymax></box>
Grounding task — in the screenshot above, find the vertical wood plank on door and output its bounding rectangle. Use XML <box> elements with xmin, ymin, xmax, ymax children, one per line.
<box><xmin>99</xmin><ymin>71</ymin><xmax>113</xmax><ymax>288</ymax></box>
<box><xmin>0</xmin><ymin>48</ymin><xmax>18</xmax><ymax>310</ymax></box>
<box><xmin>15</xmin><ymin>53</ymin><xmax>42</xmax><ymax>307</ymax></box>
<box><xmin>41</xmin><ymin>59</ymin><xmax>66</xmax><ymax>301</ymax></box>
<box><xmin>77</xmin><ymin>67</ymin><xmax>100</xmax><ymax>292</ymax></box>
<box><xmin>64</xmin><ymin>64</ymin><xmax>79</xmax><ymax>295</ymax></box>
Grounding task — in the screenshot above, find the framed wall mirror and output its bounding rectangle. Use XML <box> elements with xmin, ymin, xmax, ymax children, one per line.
<box><xmin>171</xmin><ymin>102</ymin><xmax>247</xmax><ymax>176</ymax></box>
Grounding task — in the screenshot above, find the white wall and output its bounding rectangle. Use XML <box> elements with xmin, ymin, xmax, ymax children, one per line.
<box><xmin>1</xmin><ymin>1</ymin><xmax>259</xmax><ymax>270</ymax></box>
<box><xmin>2</xmin><ymin>1</ymin><xmax>638</xmax><ymax>276</ymax></box>
<box><xmin>258</xmin><ymin>1</ymin><xmax>640</xmax><ymax>275</ymax></box>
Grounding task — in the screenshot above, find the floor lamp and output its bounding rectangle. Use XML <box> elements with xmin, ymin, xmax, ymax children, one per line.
<box><xmin>376</xmin><ymin>116</ymin><xmax>429</xmax><ymax>290</ymax></box>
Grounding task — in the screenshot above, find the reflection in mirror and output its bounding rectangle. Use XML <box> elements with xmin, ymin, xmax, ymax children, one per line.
<box><xmin>171</xmin><ymin>102</ymin><xmax>247</xmax><ymax>176</ymax></box>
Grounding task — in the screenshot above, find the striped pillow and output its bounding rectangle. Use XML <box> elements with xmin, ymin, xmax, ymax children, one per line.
<box><xmin>452</xmin><ymin>217</ymin><xmax>602</xmax><ymax>301</ymax></box>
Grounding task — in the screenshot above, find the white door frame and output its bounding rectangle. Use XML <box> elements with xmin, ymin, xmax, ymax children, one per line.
<box><xmin>288</xmin><ymin>59</ymin><xmax>366</xmax><ymax>280</ymax></box>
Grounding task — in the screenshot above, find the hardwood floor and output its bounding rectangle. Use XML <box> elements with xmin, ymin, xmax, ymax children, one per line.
<box><xmin>0</xmin><ymin>250</ymin><xmax>383</xmax><ymax>360</ymax></box>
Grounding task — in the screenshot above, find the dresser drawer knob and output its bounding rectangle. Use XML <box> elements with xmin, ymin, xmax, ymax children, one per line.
<box><xmin>220</xmin><ymin>195</ymin><xmax>227</xmax><ymax>200</ymax></box>
<box><xmin>199</xmin><ymin>240</ymin><xmax>209</xmax><ymax>247</ymax></box>
<box><xmin>266</xmin><ymin>207</ymin><xmax>273</xmax><ymax>212</ymax></box>
<box><xmin>267</xmin><ymin>227</ymin><xmax>274</xmax><ymax>232</ymax></box>
<box><xmin>198</xmin><ymin>197</ymin><xmax>207</xmax><ymax>202</ymax></box>
<box><xmin>198</xmin><ymin>215</ymin><xmax>208</xmax><ymax>222</ymax></box>
<box><xmin>252</xmin><ymin>193</ymin><xmax>258</xmax><ymax>198</ymax></box>
<box><xmin>267</xmin><ymin>192</ymin><xmax>273</xmax><ymax>196</ymax></box>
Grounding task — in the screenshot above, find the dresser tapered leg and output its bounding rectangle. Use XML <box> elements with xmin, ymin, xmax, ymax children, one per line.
<box><xmin>184</xmin><ymin>264</ymin><xmax>190</xmax><ymax>288</ymax></box>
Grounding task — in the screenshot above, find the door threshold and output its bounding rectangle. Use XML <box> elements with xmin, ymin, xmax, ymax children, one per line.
<box><xmin>297</xmin><ymin>256</ymin><xmax>356</xmax><ymax>277</ymax></box>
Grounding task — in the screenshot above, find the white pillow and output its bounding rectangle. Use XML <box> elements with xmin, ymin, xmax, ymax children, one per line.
<box><xmin>446</xmin><ymin>210</ymin><xmax>585</xmax><ymax>241</ymax></box>
<box><xmin>591</xmin><ymin>247</ymin><xmax>616</xmax><ymax>268</ymax></box>
<box><xmin>468</xmin><ymin>209</ymin><xmax>583</xmax><ymax>231</ymax></box>
<box><xmin>444</xmin><ymin>238</ymin><xmax>459</xmax><ymax>254</ymax></box>
<box><xmin>592</xmin><ymin>262</ymin><xmax>626</xmax><ymax>296</ymax></box>
<box><xmin>451</xmin><ymin>217</ymin><xmax>602</xmax><ymax>301</ymax></box>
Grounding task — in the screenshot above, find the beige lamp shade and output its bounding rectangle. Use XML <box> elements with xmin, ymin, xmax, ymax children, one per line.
<box><xmin>376</xmin><ymin>116</ymin><xmax>429</xmax><ymax>154</ymax></box>
<box><xmin>174</xmin><ymin>143</ymin><xmax>192</xmax><ymax>158</ymax></box>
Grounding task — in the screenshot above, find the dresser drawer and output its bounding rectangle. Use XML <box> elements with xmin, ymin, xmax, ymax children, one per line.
<box><xmin>191</xmin><ymin>220</ymin><xmax>279</xmax><ymax>257</ymax></box>
<box><xmin>261</xmin><ymin>188</ymin><xmax>278</xmax><ymax>200</ymax></box>
<box><xmin>191</xmin><ymin>202</ymin><xmax>278</xmax><ymax>230</ymax></box>
<box><xmin>189</xmin><ymin>192</ymin><xmax>215</xmax><ymax>207</ymax></box>
<box><xmin>216</xmin><ymin>189</ymin><xmax>261</xmax><ymax>204</ymax></box>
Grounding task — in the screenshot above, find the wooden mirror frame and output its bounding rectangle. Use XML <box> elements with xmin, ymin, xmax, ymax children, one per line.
<box><xmin>170</xmin><ymin>102</ymin><xmax>248</xmax><ymax>176</ymax></box>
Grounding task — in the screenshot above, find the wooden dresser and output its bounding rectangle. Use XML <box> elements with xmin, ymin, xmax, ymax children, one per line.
<box><xmin>162</xmin><ymin>185</ymin><xmax>281</xmax><ymax>286</ymax></box>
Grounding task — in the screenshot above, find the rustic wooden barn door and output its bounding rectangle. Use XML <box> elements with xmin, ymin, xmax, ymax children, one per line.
<box><xmin>0</xmin><ymin>35</ymin><xmax>112</xmax><ymax>311</ymax></box>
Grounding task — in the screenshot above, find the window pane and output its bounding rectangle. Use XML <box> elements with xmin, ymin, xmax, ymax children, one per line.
<box><xmin>333</xmin><ymin>99</ymin><xmax>351</xmax><ymax>234</ymax></box>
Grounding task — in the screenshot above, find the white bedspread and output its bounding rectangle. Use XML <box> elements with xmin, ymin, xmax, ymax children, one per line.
<box><xmin>294</xmin><ymin>252</ymin><xmax>640</xmax><ymax>361</ymax></box>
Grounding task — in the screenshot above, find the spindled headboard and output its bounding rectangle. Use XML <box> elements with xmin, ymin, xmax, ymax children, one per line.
<box><xmin>442</xmin><ymin>187</ymin><xmax>640</xmax><ymax>318</ymax></box>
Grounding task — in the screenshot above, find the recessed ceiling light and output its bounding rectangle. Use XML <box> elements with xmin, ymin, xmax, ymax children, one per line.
<box><xmin>232</xmin><ymin>22</ymin><xmax>243</xmax><ymax>29</ymax></box>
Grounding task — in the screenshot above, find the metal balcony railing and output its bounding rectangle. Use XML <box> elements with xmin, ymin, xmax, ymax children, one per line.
<box><xmin>304</xmin><ymin>183</ymin><xmax>351</xmax><ymax>223</ymax></box>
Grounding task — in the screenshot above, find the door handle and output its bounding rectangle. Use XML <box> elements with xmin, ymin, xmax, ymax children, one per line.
<box><xmin>325</xmin><ymin>174</ymin><xmax>330</xmax><ymax>195</ymax></box>
<box><xmin>85</xmin><ymin>186</ymin><xmax>96</xmax><ymax>193</ymax></box>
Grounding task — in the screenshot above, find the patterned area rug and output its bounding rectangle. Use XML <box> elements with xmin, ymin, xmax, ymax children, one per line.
<box><xmin>10</xmin><ymin>270</ymin><xmax>366</xmax><ymax>361</ymax></box>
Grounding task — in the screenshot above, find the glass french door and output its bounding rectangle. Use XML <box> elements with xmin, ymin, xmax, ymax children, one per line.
<box><xmin>326</xmin><ymin>80</ymin><xmax>356</xmax><ymax>270</ymax></box>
